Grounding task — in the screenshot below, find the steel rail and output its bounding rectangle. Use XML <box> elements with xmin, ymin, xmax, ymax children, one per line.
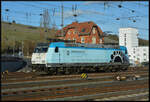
<box><xmin>2</xmin><ymin>77</ymin><xmax>148</xmax><ymax>93</ymax></box>
<box><xmin>2</xmin><ymin>70</ymin><xmax>148</xmax><ymax>83</ymax></box>
<box><xmin>45</xmin><ymin>88</ymin><xmax>149</xmax><ymax>101</ymax></box>
<box><xmin>2</xmin><ymin>80</ymin><xmax>148</xmax><ymax>101</ymax></box>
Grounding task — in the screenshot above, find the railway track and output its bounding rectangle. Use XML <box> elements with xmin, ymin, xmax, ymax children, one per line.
<box><xmin>1</xmin><ymin>66</ymin><xmax>148</xmax><ymax>81</ymax></box>
<box><xmin>1</xmin><ymin>78</ymin><xmax>149</xmax><ymax>101</ymax></box>
<box><xmin>1</xmin><ymin>67</ymin><xmax>149</xmax><ymax>101</ymax></box>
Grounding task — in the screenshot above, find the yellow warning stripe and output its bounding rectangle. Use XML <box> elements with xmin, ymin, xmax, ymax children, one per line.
<box><xmin>81</xmin><ymin>73</ymin><xmax>85</xmax><ymax>77</ymax></box>
<box><xmin>81</xmin><ymin>73</ymin><xmax>87</xmax><ymax>79</ymax></box>
<box><xmin>82</xmin><ymin>74</ymin><xmax>86</xmax><ymax>78</ymax></box>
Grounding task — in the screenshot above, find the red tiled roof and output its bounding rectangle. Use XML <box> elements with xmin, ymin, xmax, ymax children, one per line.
<box><xmin>56</xmin><ymin>21</ymin><xmax>103</xmax><ymax>36</ymax></box>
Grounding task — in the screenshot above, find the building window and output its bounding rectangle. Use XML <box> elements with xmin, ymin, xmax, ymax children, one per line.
<box><xmin>74</xmin><ymin>30</ymin><xmax>77</xmax><ymax>34</ymax></box>
<box><xmin>124</xmin><ymin>34</ymin><xmax>126</xmax><ymax>37</ymax></box>
<box><xmin>137</xmin><ymin>58</ymin><xmax>140</xmax><ymax>60</ymax></box>
<box><xmin>68</xmin><ymin>30</ymin><xmax>71</xmax><ymax>35</ymax></box>
<box><xmin>143</xmin><ymin>49</ymin><xmax>146</xmax><ymax>51</ymax></box>
<box><xmin>143</xmin><ymin>53</ymin><xmax>146</xmax><ymax>56</ymax></box>
<box><xmin>81</xmin><ymin>37</ymin><xmax>85</xmax><ymax>43</ymax></box>
<box><xmin>82</xmin><ymin>28</ymin><xmax>86</xmax><ymax>32</ymax></box>
<box><xmin>124</xmin><ymin>35</ymin><xmax>126</xmax><ymax>46</ymax></box>
<box><xmin>73</xmin><ymin>38</ymin><xmax>76</xmax><ymax>42</ymax></box>
<box><xmin>92</xmin><ymin>36</ymin><xmax>96</xmax><ymax>44</ymax></box>
<box><xmin>93</xmin><ymin>27</ymin><xmax>96</xmax><ymax>34</ymax></box>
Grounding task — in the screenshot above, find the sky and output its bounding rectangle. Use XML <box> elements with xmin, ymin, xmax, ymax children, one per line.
<box><xmin>1</xmin><ymin>1</ymin><xmax>149</xmax><ymax>40</ymax></box>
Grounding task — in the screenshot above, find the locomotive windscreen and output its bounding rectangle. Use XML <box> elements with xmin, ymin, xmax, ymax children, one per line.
<box><xmin>34</xmin><ymin>43</ymin><xmax>49</xmax><ymax>53</ymax></box>
<box><xmin>34</xmin><ymin>47</ymin><xmax>48</xmax><ymax>53</ymax></box>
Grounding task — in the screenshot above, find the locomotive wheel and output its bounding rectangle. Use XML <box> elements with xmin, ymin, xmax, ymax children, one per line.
<box><xmin>46</xmin><ymin>68</ymin><xmax>53</xmax><ymax>75</ymax></box>
<box><xmin>111</xmin><ymin>69</ymin><xmax>117</xmax><ymax>72</ymax></box>
<box><xmin>44</xmin><ymin>67</ymin><xmax>48</xmax><ymax>72</ymax></box>
<box><xmin>122</xmin><ymin>67</ymin><xmax>128</xmax><ymax>71</ymax></box>
<box><xmin>51</xmin><ymin>67</ymin><xmax>57</xmax><ymax>75</ymax></box>
<box><xmin>61</xmin><ymin>67</ymin><xmax>66</xmax><ymax>74</ymax></box>
<box><xmin>70</xmin><ymin>68</ymin><xmax>74</xmax><ymax>74</ymax></box>
<box><xmin>105</xmin><ymin>68</ymin><xmax>111</xmax><ymax>72</ymax></box>
<box><xmin>58</xmin><ymin>67</ymin><xmax>65</xmax><ymax>75</ymax></box>
<box><xmin>75</xmin><ymin>68</ymin><xmax>81</xmax><ymax>74</ymax></box>
<box><xmin>43</xmin><ymin>67</ymin><xmax>51</xmax><ymax>75</ymax></box>
<box><xmin>118</xmin><ymin>68</ymin><xmax>124</xmax><ymax>72</ymax></box>
<box><xmin>74</xmin><ymin>68</ymin><xmax>78</xmax><ymax>74</ymax></box>
<box><xmin>80</xmin><ymin>67</ymin><xmax>85</xmax><ymax>73</ymax></box>
<box><xmin>95</xmin><ymin>67</ymin><xmax>100</xmax><ymax>73</ymax></box>
<box><xmin>65</xmin><ymin>68</ymin><xmax>70</xmax><ymax>75</ymax></box>
<box><xmin>55</xmin><ymin>68</ymin><xmax>58</xmax><ymax>75</ymax></box>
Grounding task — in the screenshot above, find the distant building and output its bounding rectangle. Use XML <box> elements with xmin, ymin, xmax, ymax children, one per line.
<box><xmin>119</xmin><ymin>28</ymin><xmax>138</xmax><ymax>48</ymax></box>
<box><xmin>119</xmin><ymin>28</ymin><xmax>149</xmax><ymax>64</ymax></box>
<box><xmin>56</xmin><ymin>21</ymin><xmax>104</xmax><ymax>44</ymax></box>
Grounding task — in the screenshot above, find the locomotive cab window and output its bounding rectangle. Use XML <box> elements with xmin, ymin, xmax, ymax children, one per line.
<box><xmin>125</xmin><ymin>49</ymin><xmax>127</xmax><ymax>54</ymax></box>
<box><xmin>55</xmin><ymin>47</ymin><xmax>59</xmax><ymax>53</ymax></box>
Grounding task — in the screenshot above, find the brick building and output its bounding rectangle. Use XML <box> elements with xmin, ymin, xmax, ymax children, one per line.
<box><xmin>56</xmin><ymin>21</ymin><xmax>104</xmax><ymax>44</ymax></box>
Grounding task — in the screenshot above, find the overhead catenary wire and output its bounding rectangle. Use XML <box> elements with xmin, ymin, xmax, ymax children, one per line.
<box><xmin>88</xmin><ymin>1</ymin><xmax>148</xmax><ymax>22</ymax></box>
<box><xmin>2</xmin><ymin>2</ymin><xmax>133</xmax><ymax>24</ymax></box>
<box><xmin>1</xmin><ymin>7</ymin><xmax>145</xmax><ymax>25</ymax></box>
<box><xmin>109</xmin><ymin>2</ymin><xmax>148</xmax><ymax>16</ymax></box>
<box><xmin>2</xmin><ymin>2</ymin><xmax>148</xmax><ymax>33</ymax></box>
<box><xmin>2</xmin><ymin>8</ymin><xmax>58</xmax><ymax>27</ymax></box>
<box><xmin>16</xmin><ymin>2</ymin><xmax>71</xmax><ymax>12</ymax></box>
<box><xmin>3</xmin><ymin>7</ymin><xmax>147</xmax><ymax>31</ymax></box>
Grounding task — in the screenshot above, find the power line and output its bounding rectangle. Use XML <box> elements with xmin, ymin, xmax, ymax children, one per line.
<box><xmin>2</xmin><ymin>8</ymin><xmax>68</xmax><ymax>28</ymax></box>
<box><xmin>134</xmin><ymin>2</ymin><xmax>149</xmax><ymax>7</ymax></box>
<box><xmin>2</xmin><ymin>3</ymin><xmax>127</xmax><ymax>23</ymax></box>
<box><xmin>15</xmin><ymin>2</ymin><xmax>76</xmax><ymax>14</ymax></box>
<box><xmin>2</xmin><ymin>8</ymin><xmax>57</xmax><ymax>25</ymax></box>
<box><xmin>110</xmin><ymin>2</ymin><xmax>148</xmax><ymax>16</ymax></box>
<box><xmin>2</xmin><ymin>9</ymin><xmax>41</xmax><ymax>16</ymax></box>
<box><xmin>17</xmin><ymin>2</ymin><xmax>61</xmax><ymax>12</ymax></box>
<box><xmin>128</xmin><ymin>26</ymin><xmax>149</xmax><ymax>31</ymax></box>
<box><xmin>2</xmin><ymin>2</ymin><xmax>148</xmax><ymax>32</ymax></box>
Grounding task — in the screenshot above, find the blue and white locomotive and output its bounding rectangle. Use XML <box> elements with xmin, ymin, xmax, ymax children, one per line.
<box><xmin>31</xmin><ymin>41</ymin><xmax>129</xmax><ymax>74</ymax></box>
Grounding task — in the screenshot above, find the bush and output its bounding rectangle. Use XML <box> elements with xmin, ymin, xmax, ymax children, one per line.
<box><xmin>141</xmin><ymin>62</ymin><xmax>149</xmax><ymax>67</ymax></box>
